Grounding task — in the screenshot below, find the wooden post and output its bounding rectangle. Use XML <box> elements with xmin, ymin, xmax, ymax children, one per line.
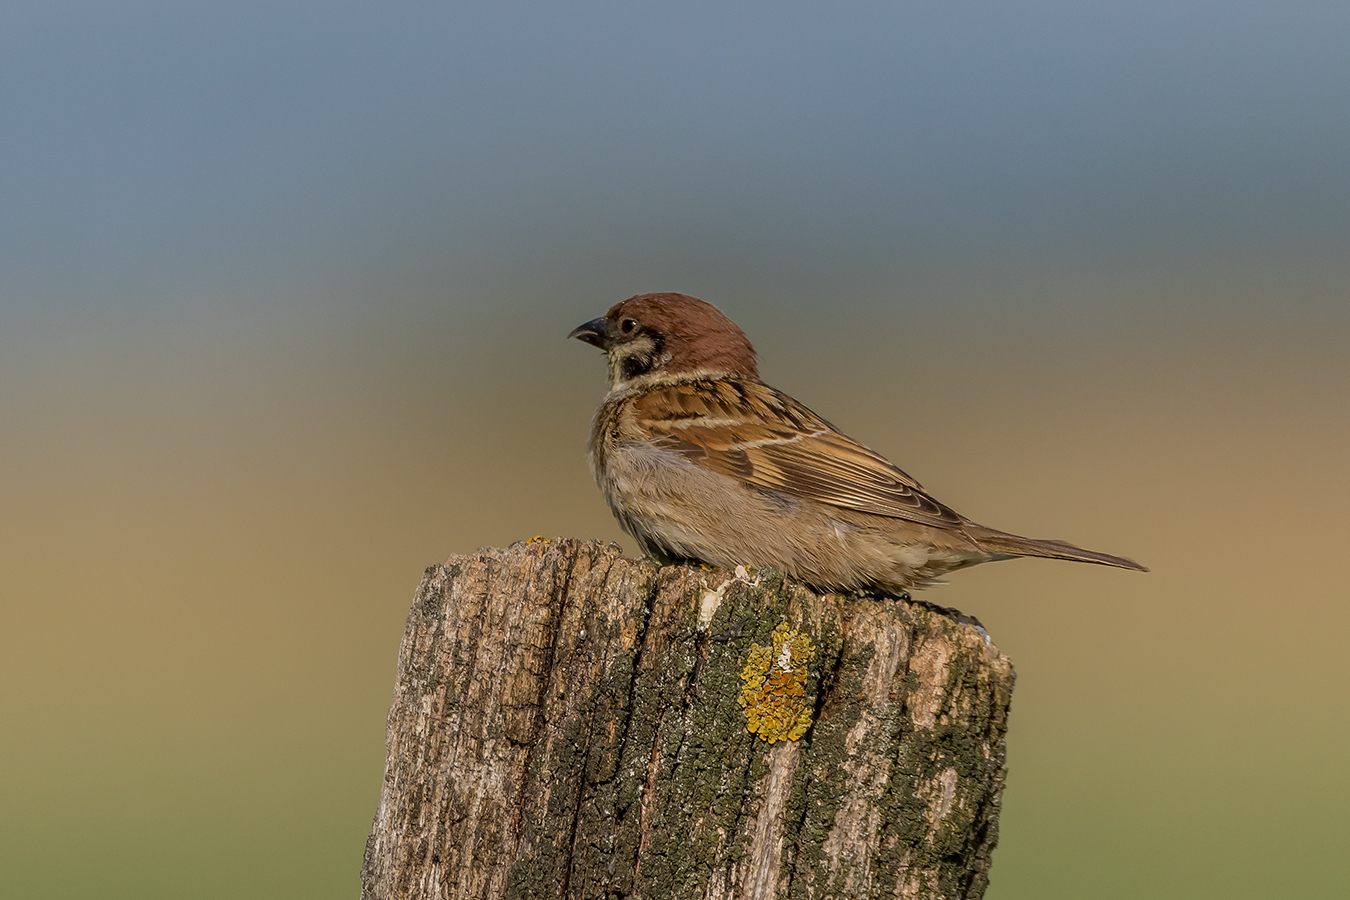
<box><xmin>362</xmin><ymin>538</ymin><xmax>1014</xmax><ymax>900</ymax></box>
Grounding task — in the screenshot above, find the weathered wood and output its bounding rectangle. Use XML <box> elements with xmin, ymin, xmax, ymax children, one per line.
<box><xmin>362</xmin><ymin>538</ymin><xmax>1014</xmax><ymax>900</ymax></box>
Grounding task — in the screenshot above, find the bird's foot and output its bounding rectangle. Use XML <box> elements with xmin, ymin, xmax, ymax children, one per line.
<box><xmin>847</xmin><ymin>587</ymin><xmax>911</xmax><ymax>603</ymax></box>
<box><xmin>906</xmin><ymin>598</ymin><xmax>989</xmax><ymax>638</ymax></box>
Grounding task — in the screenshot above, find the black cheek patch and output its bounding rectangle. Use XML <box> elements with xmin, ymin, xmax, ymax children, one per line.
<box><xmin>621</xmin><ymin>354</ymin><xmax>653</xmax><ymax>380</ymax></box>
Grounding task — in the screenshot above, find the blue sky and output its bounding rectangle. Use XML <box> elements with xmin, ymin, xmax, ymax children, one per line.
<box><xmin>4</xmin><ymin>2</ymin><xmax>1347</xmax><ymax>325</ymax></box>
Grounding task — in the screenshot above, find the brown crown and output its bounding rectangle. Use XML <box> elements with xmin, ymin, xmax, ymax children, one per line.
<box><xmin>609</xmin><ymin>292</ymin><xmax>759</xmax><ymax>379</ymax></box>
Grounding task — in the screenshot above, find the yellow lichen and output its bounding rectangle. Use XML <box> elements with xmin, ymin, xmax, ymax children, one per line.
<box><xmin>738</xmin><ymin>622</ymin><xmax>817</xmax><ymax>743</ymax></box>
<box><xmin>527</xmin><ymin>535</ymin><xmax>551</xmax><ymax>544</ymax></box>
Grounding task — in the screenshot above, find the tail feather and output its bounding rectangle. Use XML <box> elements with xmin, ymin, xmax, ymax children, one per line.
<box><xmin>971</xmin><ymin>529</ymin><xmax>1148</xmax><ymax>572</ymax></box>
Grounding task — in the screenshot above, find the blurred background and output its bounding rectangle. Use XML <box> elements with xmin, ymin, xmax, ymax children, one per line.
<box><xmin>2</xmin><ymin>2</ymin><xmax>1347</xmax><ymax>897</ymax></box>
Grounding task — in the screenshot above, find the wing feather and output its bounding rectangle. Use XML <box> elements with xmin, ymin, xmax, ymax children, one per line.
<box><xmin>630</xmin><ymin>379</ymin><xmax>965</xmax><ymax>528</ymax></box>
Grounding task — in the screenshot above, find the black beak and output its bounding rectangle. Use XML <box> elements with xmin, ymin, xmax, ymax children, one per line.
<box><xmin>568</xmin><ymin>317</ymin><xmax>610</xmax><ymax>349</ymax></box>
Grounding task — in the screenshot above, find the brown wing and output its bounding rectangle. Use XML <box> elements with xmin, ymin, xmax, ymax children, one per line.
<box><xmin>629</xmin><ymin>378</ymin><xmax>966</xmax><ymax>529</ymax></box>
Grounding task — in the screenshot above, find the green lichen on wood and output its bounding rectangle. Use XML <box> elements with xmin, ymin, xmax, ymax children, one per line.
<box><xmin>616</xmin><ymin>573</ymin><xmax>779</xmax><ymax>893</ymax></box>
<box><xmin>375</xmin><ymin>542</ymin><xmax>1011</xmax><ymax>900</ymax></box>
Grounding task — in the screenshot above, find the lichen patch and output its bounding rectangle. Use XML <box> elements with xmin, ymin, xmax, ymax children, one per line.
<box><xmin>738</xmin><ymin>622</ymin><xmax>817</xmax><ymax>743</ymax></box>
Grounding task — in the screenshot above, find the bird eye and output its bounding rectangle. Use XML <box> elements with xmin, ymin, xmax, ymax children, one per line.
<box><xmin>619</xmin><ymin>317</ymin><xmax>638</xmax><ymax>334</ymax></box>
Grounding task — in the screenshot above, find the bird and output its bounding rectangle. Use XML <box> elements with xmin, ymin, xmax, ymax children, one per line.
<box><xmin>569</xmin><ymin>292</ymin><xmax>1146</xmax><ymax>597</ymax></box>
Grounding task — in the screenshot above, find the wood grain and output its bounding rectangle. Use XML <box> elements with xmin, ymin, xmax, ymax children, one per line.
<box><xmin>362</xmin><ymin>539</ymin><xmax>1013</xmax><ymax>900</ymax></box>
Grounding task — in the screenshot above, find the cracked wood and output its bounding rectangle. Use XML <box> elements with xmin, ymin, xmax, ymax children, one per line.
<box><xmin>362</xmin><ymin>539</ymin><xmax>1014</xmax><ymax>900</ymax></box>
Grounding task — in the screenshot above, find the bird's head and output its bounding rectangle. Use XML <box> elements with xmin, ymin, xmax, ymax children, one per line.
<box><xmin>569</xmin><ymin>292</ymin><xmax>759</xmax><ymax>390</ymax></box>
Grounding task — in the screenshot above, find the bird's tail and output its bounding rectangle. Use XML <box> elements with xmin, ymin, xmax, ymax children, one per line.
<box><xmin>970</xmin><ymin>528</ymin><xmax>1148</xmax><ymax>572</ymax></box>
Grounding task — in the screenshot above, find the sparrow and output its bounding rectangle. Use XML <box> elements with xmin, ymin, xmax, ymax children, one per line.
<box><xmin>570</xmin><ymin>292</ymin><xmax>1146</xmax><ymax>596</ymax></box>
